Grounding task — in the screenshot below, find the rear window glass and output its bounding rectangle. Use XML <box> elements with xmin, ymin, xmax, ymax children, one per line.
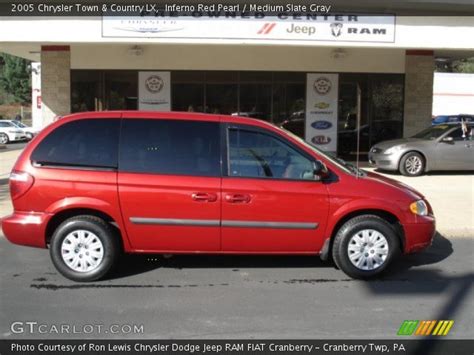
<box><xmin>119</xmin><ymin>119</ymin><xmax>221</xmax><ymax>176</ymax></box>
<box><xmin>31</xmin><ymin>119</ymin><xmax>119</xmax><ymax>168</ymax></box>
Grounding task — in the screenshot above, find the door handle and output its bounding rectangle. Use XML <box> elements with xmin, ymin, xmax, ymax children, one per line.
<box><xmin>191</xmin><ymin>192</ymin><xmax>217</xmax><ymax>202</ymax></box>
<box><xmin>225</xmin><ymin>194</ymin><xmax>251</xmax><ymax>203</ymax></box>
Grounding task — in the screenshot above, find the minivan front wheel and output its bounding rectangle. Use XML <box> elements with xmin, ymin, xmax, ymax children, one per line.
<box><xmin>50</xmin><ymin>215</ymin><xmax>120</xmax><ymax>282</ymax></box>
<box><xmin>332</xmin><ymin>215</ymin><xmax>399</xmax><ymax>279</ymax></box>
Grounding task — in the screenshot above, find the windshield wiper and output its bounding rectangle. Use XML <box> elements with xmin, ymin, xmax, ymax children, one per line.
<box><xmin>335</xmin><ymin>157</ymin><xmax>366</xmax><ymax>177</ymax></box>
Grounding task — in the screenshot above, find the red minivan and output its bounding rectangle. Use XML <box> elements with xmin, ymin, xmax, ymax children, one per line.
<box><xmin>2</xmin><ymin>111</ymin><xmax>435</xmax><ymax>282</ymax></box>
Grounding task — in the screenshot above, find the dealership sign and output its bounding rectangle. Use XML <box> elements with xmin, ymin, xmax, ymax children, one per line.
<box><xmin>306</xmin><ymin>73</ymin><xmax>339</xmax><ymax>153</ymax></box>
<box><xmin>103</xmin><ymin>14</ymin><xmax>395</xmax><ymax>43</ymax></box>
<box><xmin>138</xmin><ymin>71</ymin><xmax>170</xmax><ymax>110</ymax></box>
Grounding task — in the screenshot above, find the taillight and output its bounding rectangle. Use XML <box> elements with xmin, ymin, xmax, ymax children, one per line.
<box><xmin>9</xmin><ymin>171</ymin><xmax>34</xmax><ymax>200</ymax></box>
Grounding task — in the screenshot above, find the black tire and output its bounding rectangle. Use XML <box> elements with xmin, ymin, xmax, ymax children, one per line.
<box><xmin>0</xmin><ymin>133</ymin><xmax>9</xmax><ymax>144</ymax></box>
<box><xmin>332</xmin><ymin>215</ymin><xmax>400</xmax><ymax>279</ymax></box>
<box><xmin>49</xmin><ymin>215</ymin><xmax>120</xmax><ymax>282</ymax></box>
<box><xmin>26</xmin><ymin>133</ymin><xmax>33</xmax><ymax>141</ymax></box>
<box><xmin>399</xmin><ymin>151</ymin><xmax>425</xmax><ymax>177</ymax></box>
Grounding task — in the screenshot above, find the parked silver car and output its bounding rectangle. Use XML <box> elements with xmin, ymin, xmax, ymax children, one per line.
<box><xmin>369</xmin><ymin>124</ymin><xmax>473</xmax><ymax>176</ymax></box>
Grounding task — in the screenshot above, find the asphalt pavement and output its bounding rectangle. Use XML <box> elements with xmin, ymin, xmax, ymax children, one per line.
<box><xmin>0</xmin><ymin>232</ymin><xmax>473</xmax><ymax>340</ymax></box>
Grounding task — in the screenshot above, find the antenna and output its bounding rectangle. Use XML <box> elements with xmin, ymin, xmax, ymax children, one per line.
<box><xmin>356</xmin><ymin>83</ymin><xmax>362</xmax><ymax>177</ymax></box>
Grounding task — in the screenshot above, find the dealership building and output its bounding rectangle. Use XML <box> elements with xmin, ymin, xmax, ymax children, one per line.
<box><xmin>1</xmin><ymin>1</ymin><xmax>473</xmax><ymax>157</ymax></box>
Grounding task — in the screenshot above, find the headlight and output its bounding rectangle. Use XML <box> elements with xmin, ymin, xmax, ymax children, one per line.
<box><xmin>384</xmin><ymin>146</ymin><xmax>403</xmax><ymax>154</ymax></box>
<box><xmin>410</xmin><ymin>200</ymin><xmax>428</xmax><ymax>216</ymax></box>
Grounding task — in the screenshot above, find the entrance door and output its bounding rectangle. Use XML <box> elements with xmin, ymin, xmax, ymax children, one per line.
<box><xmin>221</xmin><ymin>124</ymin><xmax>329</xmax><ymax>252</ymax></box>
<box><xmin>338</xmin><ymin>81</ymin><xmax>369</xmax><ymax>160</ymax></box>
<box><xmin>118</xmin><ymin>114</ymin><xmax>222</xmax><ymax>251</ymax></box>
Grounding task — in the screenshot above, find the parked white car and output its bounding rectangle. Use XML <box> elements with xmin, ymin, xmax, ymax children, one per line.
<box><xmin>0</xmin><ymin>120</ymin><xmax>27</xmax><ymax>144</ymax></box>
<box><xmin>9</xmin><ymin>120</ymin><xmax>41</xmax><ymax>140</ymax></box>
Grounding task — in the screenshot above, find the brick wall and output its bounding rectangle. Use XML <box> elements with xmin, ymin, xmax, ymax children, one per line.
<box><xmin>41</xmin><ymin>46</ymin><xmax>71</xmax><ymax>126</ymax></box>
<box><xmin>403</xmin><ymin>50</ymin><xmax>435</xmax><ymax>137</ymax></box>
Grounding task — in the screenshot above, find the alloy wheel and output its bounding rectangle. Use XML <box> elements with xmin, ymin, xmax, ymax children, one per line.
<box><xmin>405</xmin><ymin>156</ymin><xmax>422</xmax><ymax>175</ymax></box>
<box><xmin>0</xmin><ymin>134</ymin><xmax>8</xmax><ymax>144</ymax></box>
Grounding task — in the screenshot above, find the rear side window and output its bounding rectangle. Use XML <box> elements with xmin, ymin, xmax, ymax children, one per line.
<box><xmin>119</xmin><ymin>119</ymin><xmax>221</xmax><ymax>176</ymax></box>
<box><xmin>31</xmin><ymin>119</ymin><xmax>119</xmax><ymax>168</ymax></box>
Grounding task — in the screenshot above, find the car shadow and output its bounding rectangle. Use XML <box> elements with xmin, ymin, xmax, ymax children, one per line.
<box><xmin>108</xmin><ymin>232</ymin><xmax>453</xmax><ymax>282</ymax></box>
<box><xmin>373</xmin><ymin>168</ymin><xmax>474</xmax><ymax>176</ymax></box>
<box><xmin>108</xmin><ymin>253</ymin><xmax>333</xmax><ymax>280</ymax></box>
<box><xmin>362</xmin><ymin>233</ymin><xmax>472</xmax><ymax>355</ymax></box>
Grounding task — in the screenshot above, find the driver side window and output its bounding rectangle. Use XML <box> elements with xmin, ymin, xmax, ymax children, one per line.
<box><xmin>228</xmin><ymin>128</ymin><xmax>314</xmax><ymax>180</ymax></box>
<box><xmin>447</xmin><ymin>128</ymin><xmax>465</xmax><ymax>141</ymax></box>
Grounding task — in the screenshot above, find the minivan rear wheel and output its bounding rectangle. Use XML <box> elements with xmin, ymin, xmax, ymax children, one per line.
<box><xmin>332</xmin><ymin>215</ymin><xmax>400</xmax><ymax>279</ymax></box>
<box><xmin>49</xmin><ymin>215</ymin><xmax>120</xmax><ymax>282</ymax></box>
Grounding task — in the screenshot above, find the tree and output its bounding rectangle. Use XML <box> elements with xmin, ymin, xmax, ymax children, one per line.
<box><xmin>0</xmin><ymin>53</ymin><xmax>31</xmax><ymax>104</ymax></box>
<box><xmin>435</xmin><ymin>57</ymin><xmax>474</xmax><ymax>73</ymax></box>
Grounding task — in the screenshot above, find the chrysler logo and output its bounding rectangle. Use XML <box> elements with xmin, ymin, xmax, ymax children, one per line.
<box><xmin>313</xmin><ymin>77</ymin><xmax>332</xmax><ymax>95</ymax></box>
<box><xmin>145</xmin><ymin>75</ymin><xmax>164</xmax><ymax>93</ymax></box>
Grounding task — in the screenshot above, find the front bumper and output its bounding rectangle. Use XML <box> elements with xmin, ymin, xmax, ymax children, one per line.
<box><xmin>402</xmin><ymin>216</ymin><xmax>436</xmax><ymax>253</ymax></box>
<box><xmin>10</xmin><ymin>133</ymin><xmax>26</xmax><ymax>141</ymax></box>
<box><xmin>1</xmin><ymin>211</ymin><xmax>51</xmax><ymax>248</ymax></box>
<box><xmin>368</xmin><ymin>150</ymin><xmax>402</xmax><ymax>171</ymax></box>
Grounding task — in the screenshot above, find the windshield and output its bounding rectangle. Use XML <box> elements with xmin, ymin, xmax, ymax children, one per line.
<box><xmin>412</xmin><ymin>125</ymin><xmax>453</xmax><ymax>140</ymax></box>
<box><xmin>10</xmin><ymin>121</ymin><xmax>21</xmax><ymax>127</ymax></box>
<box><xmin>281</xmin><ymin>127</ymin><xmax>365</xmax><ymax>176</ymax></box>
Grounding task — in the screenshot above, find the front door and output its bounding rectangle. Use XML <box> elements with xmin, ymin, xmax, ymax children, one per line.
<box><xmin>118</xmin><ymin>115</ymin><xmax>222</xmax><ymax>251</ymax></box>
<box><xmin>435</xmin><ymin>127</ymin><xmax>474</xmax><ymax>170</ymax></box>
<box><xmin>221</xmin><ymin>124</ymin><xmax>329</xmax><ymax>252</ymax></box>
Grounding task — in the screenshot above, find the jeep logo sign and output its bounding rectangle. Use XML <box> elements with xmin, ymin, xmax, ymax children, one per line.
<box><xmin>287</xmin><ymin>24</ymin><xmax>316</xmax><ymax>36</ymax></box>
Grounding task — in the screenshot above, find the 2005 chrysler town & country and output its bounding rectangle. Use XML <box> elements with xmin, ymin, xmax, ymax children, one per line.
<box><xmin>1</xmin><ymin>111</ymin><xmax>435</xmax><ymax>281</ymax></box>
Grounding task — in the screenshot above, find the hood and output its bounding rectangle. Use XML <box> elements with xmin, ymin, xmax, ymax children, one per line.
<box><xmin>364</xmin><ymin>170</ymin><xmax>424</xmax><ymax>200</ymax></box>
<box><xmin>373</xmin><ymin>138</ymin><xmax>424</xmax><ymax>150</ymax></box>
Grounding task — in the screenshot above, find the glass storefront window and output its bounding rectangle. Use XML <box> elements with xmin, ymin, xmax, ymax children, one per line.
<box><xmin>337</xmin><ymin>73</ymin><xmax>404</xmax><ymax>160</ymax></box>
<box><xmin>105</xmin><ymin>71</ymin><xmax>138</xmax><ymax>110</ymax></box>
<box><xmin>70</xmin><ymin>70</ymin><xmax>404</xmax><ymax>160</ymax></box>
<box><xmin>370</xmin><ymin>75</ymin><xmax>404</xmax><ymax>146</ymax></box>
<box><xmin>71</xmin><ymin>71</ymin><xmax>103</xmax><ymax>112</ymax></box>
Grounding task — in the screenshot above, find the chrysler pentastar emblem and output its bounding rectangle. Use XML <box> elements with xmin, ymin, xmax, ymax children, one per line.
<box><xmin>313</xmin><ymin>77</ymin><xmax>332</xmax><ymax>95</ymax></box>
<box><xmin>145</xmin><ymin>75</ymin><xmax>164</xmax><ymax>93</ymax></box>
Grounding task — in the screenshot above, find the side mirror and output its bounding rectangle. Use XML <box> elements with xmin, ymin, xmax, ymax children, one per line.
<box><xmin>442</xmin><ymin>136</ymin><xmax>454</xmax><ymax>143</ymax></box>
<box><xmin>313</xmin><ymin>160</ymin><xmax>330</xmax><ymax>180</ymax></box>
